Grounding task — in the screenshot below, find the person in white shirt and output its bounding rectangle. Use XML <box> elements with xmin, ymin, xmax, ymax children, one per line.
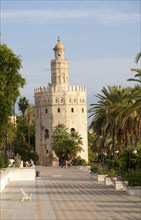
<box><xmin>30</xmin><ymin>159</ymin><xmax>35</xmax><ymax>167</ymax></box>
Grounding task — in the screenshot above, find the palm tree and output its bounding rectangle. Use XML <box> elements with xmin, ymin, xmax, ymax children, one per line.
<box><xmin>25</xmin><ymin>104</ymin><xmax>35</xmax><ymax>147</ymax></box>
<box><xmin>128</xmin><ymin>51</ymin><xmax>141</xmax><ymax>83</ymax></box>
<box><xmin>52</xmin><ymin>124</ymin><xmax>83</xmax><ymax>161</ymax></box>
<box><xmin>18</xmin><ymin>97</ymin><xmax>29</xmax><ymax>130</ymax></box>
<box><xmin>89</xmin><ymin>86</ymin><xmax>133</xmax><ymax>158</ymax></box>
<box><xmin>69</xmin><ymin>131</ymin><xmax>83</xmax><ymax>160</ymax></box>
<box><xmin>122</xmin><ymin>85</ymin><xmax>141</xmax><ymax>145</ymax></box>
<box><xmin>52</xmin><ymin>124</ymin><xmax>70</xmax><ymax>161</ymax></box>
<box><xmin>126</xmin><ymin>53</ymin><xmax>141</xmax><ymax>142</ymax></box>
<box><xmin>135</xmin><ymin>52</ymin><xmax>141</xmax><ymax>64</ymax></box>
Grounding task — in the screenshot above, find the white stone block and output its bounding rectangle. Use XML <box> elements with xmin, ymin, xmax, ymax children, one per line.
<box><xmin>114</xmin><ymin>180</ymin><xmax>128</xmax><ymax>191</ymax></box>
<box><xmin>95</xmin><ymin>174</ymin><xmax>107</xmax><ymax>182</ymax></box>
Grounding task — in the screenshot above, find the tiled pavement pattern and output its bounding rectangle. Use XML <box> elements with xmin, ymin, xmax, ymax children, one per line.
<box><xmin>1</xmin><ymin>166</ymin><xmax>141</xmax><ymax>220</ymax></box>
<box><xmin>37</xmin><ymin>167</ymin><xmax>141</xmax><ymax>220</ymax></box>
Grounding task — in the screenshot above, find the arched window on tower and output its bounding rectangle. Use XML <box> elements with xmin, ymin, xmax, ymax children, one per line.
<box><xmin>61</xmin><ymin>98</ymin><xmax>64</xmax><ymax>104</ymax></box>
<box><xmin>45</xmin><ymin>129</ymin><xmax>49</xmax><ymax>139</ymax></box>
<box><xmin>70</xmin><ymin>128</ymin><xmax>75</xmax><ymax>134</ymax></box>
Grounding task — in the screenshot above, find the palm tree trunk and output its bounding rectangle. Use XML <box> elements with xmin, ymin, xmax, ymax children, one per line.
<box><xmin>22</xmin><ymin>113</ymin><xmax>25</xmax><ymax>132</ymax></box>
<box><xmin>28</xmin><ymin>111</ymin><xmax>30</xmax><ymax>147</ymax></box>
<box><xmin>112</xmin><ymin>124</ymin><xmax>115</xmax><ymax>160</ymax></box>
<box><xmin>138</xmin><ymin>117</ymin><xmax>141</xmax><ymax>142</ymax></box>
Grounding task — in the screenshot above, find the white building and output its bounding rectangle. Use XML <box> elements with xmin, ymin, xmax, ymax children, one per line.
<box><xmin>34</xmin><ymin>38</ymin><xmax>88</xmax><ymax>165</ymax></box>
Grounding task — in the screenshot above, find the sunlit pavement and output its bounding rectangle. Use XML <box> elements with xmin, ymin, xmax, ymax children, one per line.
<box><xmin>1</xmin><ymin>166</ymin><xmax>141</xmax><ymax>220</ymax></box>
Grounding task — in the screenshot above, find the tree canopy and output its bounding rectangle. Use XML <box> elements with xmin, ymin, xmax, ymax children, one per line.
<box><xmin>0</xmin><ymin>44</ymin><xmax>25</xmax><ymax>140</ymax></box>
<box><xmin>88</xmin><ymin>52</ymin><xmax>141</xmax><ymax>162</ymax></box>
<box><xmin>52</xmin><ymin>124</ymin><xmax>83</xmax><ymax>161</ymax></box>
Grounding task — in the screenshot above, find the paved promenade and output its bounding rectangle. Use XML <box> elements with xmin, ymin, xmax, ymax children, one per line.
<box><xmin>1</xmin><ymin>166</ymin><xmax>141</xmax><ymax>220</ymax></box>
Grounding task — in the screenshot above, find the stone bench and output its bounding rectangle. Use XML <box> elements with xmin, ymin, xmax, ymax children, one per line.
<box><xmin>90</xmin><ymin>173</ymin><xmax>107</xmax><ymax>182</ymax></box>
<box><xmin>114</xmin><ymin>180</ymin><xmax>128</xmax><ymax>191</ymax></box>
<box><xmin>104</xmin><ymin>176</ymin><xmax>128</xmax><ymax>191</ymax></box>
<box><xmin>0</xmin><ymin>169</ymin><xmax>10</xmax><ymax>192</ymax></box>
<box><xmin>104</xmin><ymin>176</ymin><xmax>118</xmax><ymax>186</ymax></box>
<box><xmin>79</xmin><ymin>166</ymin><xmax>91</xmax><ymax>173</ymax></box>
<box><xmin>0</xmin><ymin>167</ymin><xmax>36</xmax><ymax>192</ymax></box>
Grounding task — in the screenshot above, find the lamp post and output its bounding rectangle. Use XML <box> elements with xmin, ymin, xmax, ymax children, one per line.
<box><xmin>4</xmin><ymin>134</ymin><xmax>9</xmax><ymax>157</ymax></box>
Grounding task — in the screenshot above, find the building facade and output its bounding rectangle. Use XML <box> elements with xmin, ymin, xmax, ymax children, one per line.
<box><xmin>34</xmin><ymin>38</ymin><xmax>88</xmax><ymax>165</ymax></box>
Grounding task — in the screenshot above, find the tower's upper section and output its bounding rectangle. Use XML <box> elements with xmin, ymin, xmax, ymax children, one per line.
<box><xmin>51</xmin><ymin>37</ymin><xmax>69</xmax><ymax>86</ymax></box>
<box><xmin>53</xmin><ymin>37</ymin><xmax>64</xmax><ymax>60</ymax></box>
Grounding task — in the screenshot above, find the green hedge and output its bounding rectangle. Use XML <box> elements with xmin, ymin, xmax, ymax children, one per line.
<box><xmin>121</xmin><ymin>170</ymin><xmax>141</xmax><ymax>186</ymax></box>
<box><xmin>90</xmin><ymin>164</ymin><xmax>108</xmax><ymax>174</ymax></box>
<box><xmin>0</xmin><ymin>156</ymin><xmax>9</xmax><ymax>168</ymax></box>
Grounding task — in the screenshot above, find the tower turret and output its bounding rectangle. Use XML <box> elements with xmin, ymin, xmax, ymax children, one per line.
<box><xmin>51</xmin><ymin>37</ymin><xmax>69</xmax><ymax>86</ymax></box>
<box><xmin>53</xmin><ymin>37</ymin><xmax>64</xmax><ymax>59</ymax></box>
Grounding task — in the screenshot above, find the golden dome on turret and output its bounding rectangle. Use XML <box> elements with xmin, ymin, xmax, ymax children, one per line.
<box><xmin>53</xmin><ymin>37</ymin><xmax>64</xmax><ymax>50</ymax></box>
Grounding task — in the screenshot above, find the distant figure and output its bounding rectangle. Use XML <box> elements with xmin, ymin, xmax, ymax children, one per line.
<box><xmin>60</xmin><ymin>159</ymin><xmax>64</xmax><ymax>168</ymax></box>
<box><xmin>30</xmin><ymin>159</ymin><xmax>35</xmax><ymax>167</ymax></box>
<box><xmin>25</xmin><ymin>161</ymin><xmax>30</xmax><ymax>167</ymax></box>
<box><xmin>66</xmin><ymin>160</ymin><xmax>68</xmax><ymax>168</ymax></box>
<box><xmin>66</xmin><ymin>160</ymin><xmax>71</xmax><ymax>168</ymax></box>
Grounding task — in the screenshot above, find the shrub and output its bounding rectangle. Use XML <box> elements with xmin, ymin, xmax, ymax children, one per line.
<box><xmin>121</xmin><ymin>170</ymin><xmax>141</xmax><ymax>186</ymax></box>
<box><xmin>90</xmin><ymin>164</ymin><xmax>108</xmax><ymax>174</ymax></box>
<box><xmin>107</xmin><ymin>169</ymin><xmax>118</xmax><ymax>177</ymax></box>
<box><xmin>0</xmin><ymin>155</ymin><xmax>9</xmax><ymax>168</ymax></box>
<box><xmin>72</xmin><ymin>156</ymin><xmax>87</xmax><ymax>166</ymax></box>
<box><xmin>14</xmin><ymin>153</ymin><xmax>21</xmax><ymax>167</ymax></box>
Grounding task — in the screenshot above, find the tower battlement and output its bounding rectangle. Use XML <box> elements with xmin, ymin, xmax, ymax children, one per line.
<box><xmin>34</xmin><ymin>85</ymin><xmax>86</xmax><ymax>94</ymax></box>
<box><xmin>68</xmin><ymin>85</ymin><xmax>86</xmax><ymax>92</ymax></box>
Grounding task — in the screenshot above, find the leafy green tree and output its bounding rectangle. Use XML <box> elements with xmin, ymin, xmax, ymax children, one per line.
<box><xmin>14</xmin><ymin>104</ymin><xmax>37</xmax><ymax>163</ymax></box>
<box><xmin>88</xmin><ymin>131</ymin><xmax>96</xmax><ymax>162</ymax></box>
<box><xmin>14</xmin><ymin>131</ymin><xmax>38</xmax><ymax>163</ymax></box>
<box><xmin>0</xmin><ymin>44</ymin><xmax>25</xmax><ymax>142</ymax></box>
<box><xmin>52</xmin><ymin>124</ymin><xmax>83</xmax><ymax>162</ymax></box>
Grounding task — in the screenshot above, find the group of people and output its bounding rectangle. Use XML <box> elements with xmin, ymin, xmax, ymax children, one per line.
<box><xmin>60</xmin><ymin>159</ymin><xmax>72</xmax><ymax>168</ymax></box>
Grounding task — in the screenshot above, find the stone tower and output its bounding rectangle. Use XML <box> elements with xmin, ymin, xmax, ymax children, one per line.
<box><xmin>34</xmin><ymin>37</ymin><xmax>88</xmax><ymax>165</ymax></box>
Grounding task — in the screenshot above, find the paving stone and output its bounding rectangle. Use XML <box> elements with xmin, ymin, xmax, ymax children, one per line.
<box><xmin>1</xmin><ymin>166</ymin><xmax>141</xmax><ymax>220</ymax></box>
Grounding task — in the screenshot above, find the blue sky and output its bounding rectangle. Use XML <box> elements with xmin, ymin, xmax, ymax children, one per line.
<box><xmin>1</xmin><ymin>0</ymin><xmax>140</xmax><ymax>117</ymax></box>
